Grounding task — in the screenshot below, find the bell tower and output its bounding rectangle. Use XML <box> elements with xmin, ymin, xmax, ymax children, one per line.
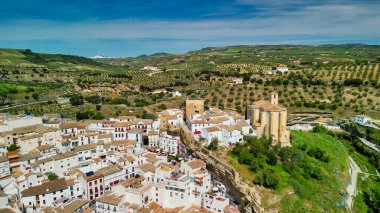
<box><xmin>269</xmin><ymin>92</ymin><xmax>278</xmax><ymax>105</ymax></box>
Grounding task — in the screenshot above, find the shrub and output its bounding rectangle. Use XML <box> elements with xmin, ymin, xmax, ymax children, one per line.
<box><xmin>70</xmin><ymin>95</ymin><xmax>84</xmax><ymax>106</ymax></box>
<box><xmin>158</xmin><ymin>104</ymin><xmax>167</xmax><ymax>110</ymax></box>
<box><xmin>254</xmin><ymin>169</ymin><xmax>280</xmax><ymax>189</ymax></box>
<box><xmin>7</xmin><ymin>144</ymin><xmax>18</xmax><ymax>152</ymax></box>
<box><xmin>85</xmin><ymin>95</ymin><xmax>101</xmax><ymax>104</ymax></box>
<box><xmin>207</xmin><ymin>138</ymin><xmax>219</xmax><ymax>151</ymax></box>
<box><xmin>47</xmin><ymin>172</ymin><xmax>58</xmax><ymax>180</ymax></box>
<box><xmin>267</xmin><ymin>150</ymin><xmax>278</xmax><ymax>166</ymax></box>
<box><xmin>307</xmin><ymin>147</ymin><xmax>330</xmax><ymax>163</ymax></box>
<box><xmin>312</xmin><ymin>125</ymin><xmax>328</xmax><ymax>134</ymax></box>
<box><xmin>76</xmin><ymin>111</ymin><xmax>90</xmax><ymax>120</ymax></box>
<box><xmin>92</xmin><ymin>112</ymin><xmax>105</xmax><ymax>120</ymax></box>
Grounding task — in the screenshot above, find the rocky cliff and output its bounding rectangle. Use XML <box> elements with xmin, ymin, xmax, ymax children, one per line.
<box><xmin>180</xmin><ymin>125</ymin><xmax>264</xmax><ymax>213</ymax></box>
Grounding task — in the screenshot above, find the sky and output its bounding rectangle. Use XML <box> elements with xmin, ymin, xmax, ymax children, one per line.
<box><xmin>0</xmin><ymin>0</ymin><xmax>379</xmax><ymax>57</ymax></box>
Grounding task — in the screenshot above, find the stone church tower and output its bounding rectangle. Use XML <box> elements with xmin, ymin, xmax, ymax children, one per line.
<box><xmin>247</xmin><ymin>93</ymin><xmax>290</xmax><ymax>147</ymax></box>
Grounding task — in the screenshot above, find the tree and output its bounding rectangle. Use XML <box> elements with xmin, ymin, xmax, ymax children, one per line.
<box><xmin>85</xmin><ymin>95</ymin><xmax>101</xmax><ymax>104</ymax></box>
<box><xmin>96</xmin><ymin>104</ymin><xmax>102</xmax><ymax>111</ymax></box>
<box><xmin>207</xmin><ymin>138</ymin><xmax>219</xmax><ymax>151</ymax></box>
<box><xmin>92</xmin><ymin>112</ymin><xmax>105</xmax><ymax>120</ymax></box>
<box><xmin>254</xmin><ymin>169</ymin><xmax>279</xmax><ymax>189</ymax></box>
<box><xmin>47</xmin><ymin>172</ymin><xmax>58</xmax><ymax>180</ymax></box>
<box><xmin>76</xmin><ymin>111</ymin><xmax>90</xmax><ymax>120</ymax></box>
<box><xmin>70</xmin><ymin>95</ymin><xmax>84</xmax><ymax>106</ymax></box>
<box><xmin>32</xmin><ymin>93</ymin><xmax>39</xmax><ymax>100</ymax></box>
<box><xmin>267</xmin><ymin>150</ymin><xmax>278</xmax><ymax>166</ymax></box>
<box><xmin>158</xmin><ymin>103</ymin><xmax>167</xmax><ymax>110</ymax></box>
<box><xmin>364</xmin><ymin>187</ymin><xmax>380</xmax><ymax>212</ymax></box>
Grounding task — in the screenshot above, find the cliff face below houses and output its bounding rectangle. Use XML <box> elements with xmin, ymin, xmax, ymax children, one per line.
<box><xmin>180</xmin><ymin>125</ymin><xmax>265</xmax><ymax>213</ymax></box>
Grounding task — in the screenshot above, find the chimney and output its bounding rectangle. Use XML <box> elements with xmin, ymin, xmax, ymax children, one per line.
<box><xmin>269</xmin><ymin>93</ymin><xmax>278</xmax><ymax>105</ymax></box>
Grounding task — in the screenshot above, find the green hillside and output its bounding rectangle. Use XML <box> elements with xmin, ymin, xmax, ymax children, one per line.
<box><xmin>227</xmin><ymin>130</ymin><xmax>350</xmax><ymax>212</ymax></box>
<box><xmin>1</xmin><ymin>45</ymin><xmax>380</xmax><ymax>119</ymax></box>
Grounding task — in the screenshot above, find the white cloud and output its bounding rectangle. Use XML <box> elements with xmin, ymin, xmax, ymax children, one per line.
<box><xmin>0</xmin><ymin>1</ymin><xmax>379</xmax><ymax>45</ymax></box>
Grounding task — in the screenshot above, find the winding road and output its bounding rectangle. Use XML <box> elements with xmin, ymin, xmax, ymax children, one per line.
<box><xmin>358</xmin><ymin>137</ymin><xmax>380</xmax><ymax>153</ymax></box>
<box><xmin>346</xmin><ymin>157</ymin><xmax>362</xmax><ymax>210</ymax></box>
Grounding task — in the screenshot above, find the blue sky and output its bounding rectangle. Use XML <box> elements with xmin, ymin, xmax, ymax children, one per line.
<box><xmin>0</xmin><ymin>0</ymin><xmax>379</xmax><ymax>57</ymax></box>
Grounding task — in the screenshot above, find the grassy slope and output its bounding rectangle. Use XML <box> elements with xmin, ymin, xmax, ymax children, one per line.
<box><xmin>280</xmin><ymin>131</ymin><xmax>349</xmax><ymax>212</ymax></box>
<box><xmin>228</xmin><ymin>131</ymin><xmax>350</xmax><ymax>212</ymax></box>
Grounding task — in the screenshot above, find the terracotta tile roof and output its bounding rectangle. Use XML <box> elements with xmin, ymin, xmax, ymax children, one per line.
<box><xmin>54</xmin><ymin>199</ymin><xmax>89</xmax><ymax>213</ymax></box>
<box><xmin>250</xmin><ymin>100</ymin><xmax>285</xmax><ymax>112</ymax></box>
<box><xmin>97</xmin><ymin>134</ymin><xmax>112</xmax><ymax>139</ymax></box>
<box><xmin>6</xmin><ymin>151</ymin><xmax>19</xmax><ymax>158</ymax></box>
<box><xmin>138</xmin><ymin>163</ymin><xmax>156</xmax><ymax>173</ymax></box>
<box><xmin>0</xmin><ymin>208</ymin><xmax>17</xmax><ymax>213</ymax></box>
<box><xmin>183</xmin><ymin>206</ymin><xmax>212</xmax><ymax>213</ymax></box>
<box><xmin>12</xmin><ymin>124</ymin><xmax>59</xmax><ymax>135</ymax></box>
<box><xmin>187</xmin><ymin>159</ymin><xmax>206</xmax><ymax>170</ymax></box>
<box><xmin>143</xmin><ymin>152</ymin><xmax>158</xmax><ymax>164</ymax></box>
<box><xmin>205</xmin><ymin>126</ymin><xmax>220</xmax><ymax>132</ymax></box>
<box><xmin>210</xmin><ymin>118</ymin><xmax>229</xmax><ymax>125</ymax></box>
<box><xmin>20</xmin><ymin>150</ymin><xmax>42</xmax><ymax>161</ymax></box>
<box><xmin>224</xmin><ymin>205</ymin><xmax>240</xmax><ymax>213</ymax></box>
<box><xmin>140</xmin><ymin>202</ymin><xmax>165</xmax><ymax>213</ymax></box>
<box><xmin>0</xmin><ymin>156</ymin><xmax>8</xmax><ymax>163</ymax></box>
<box><xmin>84</xmin><ymin>133</ymin><xmax>97</xmax><ymax>137</ymax></box>
<box><xmin>191</xmin><ymin>120</ymin><xmax>208</xmax><ymax>125</ymax></box>
<box><xmin>165</xmin><ymin>115</ymin><xmax>178</xmax><ymax>120</ymax></box>
<box><xmin>19</xmin><ymin>133</ymin><xmax>42</xmax><ymax>140</ymax></box>
<box><xmin>118</xmin><ymin>116</ymin><xmax>136</xmax><ymax>120</ymax></box>
<box><xmin>148</xmin><ymin>130</ymin><xmax>159</xmax><ymax>136</ymax></box>
<box><xmin>110</xmin><ymin>140</ymin><xmax>136</xmax><ymax>147</ymax></box>
<box><xmin>126</xmin><ymin>156</ymin><xmax>135</xmax><ymax>162</ymax></box>
<box><xmin>21</xmin><ymin>178</ymin><xmax>68</xmax><ymax>197</ymax></box>
<box><xmin>120</xmin><ymin>176</ymin><xmax>145</xmax><ymax>188</ymax></box>
<box><xmin>115</xmin><ymin>122</ymin><xmax>129</xmax><ymax>127</ymax></box>
<box><xmin>81</xmin><ymin>208</ymin><xmax>93</xmax><ymax>213</ymax></box>
<box><xmin>65</xmin><ymin>178</ymin><xmax>77</xmax><ymax>186</ymax></box>
<box><xmin>237</xmin><ymin>120</ymin><xmax>249</xmax><ymax>127</ymax></box>
<box><xmin>74</xmin><ymin>143</ymin><xmax>97</xmax><ymax>152</ymax></box>
<box><xmin>53</xmin><ymin>151</ymin><xmax>77</xmax><ymax>161</ymax></box>
<box><xmin>47</xmin><ymin>120</ymin><xmax>60</xmax><ymax>124</ymax></box>
<box><xmin>37</xmin><ymin>144</ymin><xmax>53</xmax><ymax>151</ymax></box>
<box><xmin>140</xmin><ymin>119</ymin><xmax>153</xmax><ymax>125</ymax></box>
<box><xmin>96</xmin><ymin>193</ymin><xmax>123</xmax><ymax>206</ymax></box>
<box><xmin>59</xmin><ymin>122</ymin><xmax>79</xmax><ymax>129</ymax></box>
<box><xmin>97</xmin><ymin>165</ymin><xmax>123</xmax><ymax>177</ymax></box>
